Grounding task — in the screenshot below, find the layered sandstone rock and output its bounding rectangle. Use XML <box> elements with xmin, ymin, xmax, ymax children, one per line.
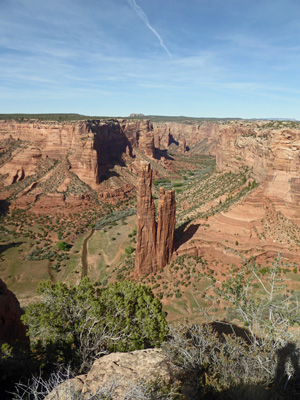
<box><xmin>0</xmin><ymin>119</ymin><xmax>158</xmax><ymax>192</ymax></box>
<box><xmin>178</xmin><ymin>122</ymin><xmax>300</xmax><ymax>264</ymax></box>
<box><xmin>157</xmin><ymin>187</ymin><xmax>176</xmax><ymax>270</ymax></box>
<box><xmin>0</xmin><ymin>279</ymin><xmax>27</xmax><ymax>343</ymax></box>
<box><xmin>0</xmin><ymin>119</ymin><xmax>219</xmax><ymax>214</ymax></box>
<box><xmin>135</xmin><ymin>163</ymin><xmax>176</xmax><ymax>275</ymax></box>
<box><xmin>0</xmin><ymin>119</ymin><xmax>161</xmax><ymax>212</ymax></box>
<box><xmin>135</xmin><ymin>163</ymin><xmax>157</xmax><ymax>275</ymax></box>
<box><xmin>44</xmin><ymin>349</ymin><xmax>179</xmax><ymax>400</ymax></box>
<box><xmin>152</xmin><ymin>121</ymin><xmax>220</xmax><ymax>153</ymax></box>
<box><xmin>215</xmin><ymin>124</ymin><xmax>300</xmax><ymax>224</ymax></box>
<box><xmin>122</xmin><ymin>119</ymin><xmax>156</xmax><ymax>158</ymax></box>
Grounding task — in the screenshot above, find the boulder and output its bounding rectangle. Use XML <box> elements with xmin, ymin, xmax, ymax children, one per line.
<box><xmin>44</xmin><ymin>349</ymin><xmax>179</xmax><ymax>400</ymax></box>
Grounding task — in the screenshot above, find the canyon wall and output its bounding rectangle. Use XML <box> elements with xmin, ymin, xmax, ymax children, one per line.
<box><xmin>216</xmin><ymin>125</ymin><xmax>269</xmax><ymax>180</ymax></box>
<box><xmin>0</xmin><ymin>118</ymin><xmax>221</xmax><ymax>192</ymax></box>
<box><xmin>215</xmin><ymin>124</ymin><xmax>300</xmax><ymax>224</ymax></box>
<box><xmin>0</xmin><ymin>119</ymin><xmax>157</xmax><ymax>190</ymax></box>
<box><xmin>0</xmin><ymin>118</ymin><xmax>222</xmax><ymax>212</ymax></box>
<box><xmin>175</xmin><ymin>122</ymin><xmax>300</xmax><ymax>265</ymax></box>
<box><xmin>152</xmin><ymin>121</ymin><xmax>220</xmax><ymax>153</ymax></box>
<box><xmin>135</xmin><ymin>162</ymin><xmax>176</xmax><ymax>275</ymax></box>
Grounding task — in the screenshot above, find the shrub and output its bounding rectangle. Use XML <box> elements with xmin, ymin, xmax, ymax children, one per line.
<box><xmin>164</xmin><ymin>323</ymin><xmax>300</xmax><ymax>397</ymax></box>
<box><xmin>56</xmin><ymin>241</ymin><xmax>69</xmax><ymax>251</ymax></box>
<box><xmin>125</xmin><ymin>246</ymin><xmax>135</xmax><ymax>256</ymax></box>
<box><xmin>22</xmin><ymin>279</ymin><xmax>168</xmax><ymax>373</ymax></box>
<box><xmin>153</xmin><ymin>178</ymin><xmax>171</xmax><ymax>186</ymax></box>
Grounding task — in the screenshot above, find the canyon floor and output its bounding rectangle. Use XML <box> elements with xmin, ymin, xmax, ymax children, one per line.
<box><xmin>1</xmin><ymin>116</ymin><xmax>300</xmax><ymax>321</ymax></box>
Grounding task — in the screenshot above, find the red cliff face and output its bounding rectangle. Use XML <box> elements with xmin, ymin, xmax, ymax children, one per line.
<box><xmin>135</xmin><ymin>162</ymin><xmax>176</xmax><ymax>275</ymax></box>
<box><xmin>0</xmin><ymin>279</ymin><xmax>27</xmax><ymax>343</ymax></box>
<box><xmin>152</xmin><ymin>122</ymin><xmax>220</xmax><ymax>154</ymax></box>
<box><xmin>122</xmin><ymin>120</ymin><xmax>155</xmax><ymax>158</ymax></box>
<box><xmin>156</xmin><ymin>187</ymin><xmax>176</xmax><ymax>270</ymax></box>
<box><xmin>215</xmin><ymin>124</ymin><xmax>300</xmax><ymax>224</ymax></box>
<box><xmin>0</xmin><ymin>119</ymin><xmax>157</xmax><ymax>191</ymax></box>
<box><xmin>0</xmin><ymin>121</ymin><xmax>99</xmax><ymax>189</ymax></box>
<box><xmin>0</xmin><ymin>119</ymin><xmax>160</xmax><ymax>211</ymax></box>
<box><xmin>178</xmin><ymin>122</ymin><xmax>300</xmax><ymax>265</ymax></box>
<box><xmin>135</xmin><ymin>162</ymin><xmax>157</xmax><ymax>275</ymax></box>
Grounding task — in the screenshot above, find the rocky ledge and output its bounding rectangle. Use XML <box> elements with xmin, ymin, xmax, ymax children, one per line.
<box><xmin>44</xmin><ymin>349</ymin><xmax>180</xmax><ymax>400</ymax></box>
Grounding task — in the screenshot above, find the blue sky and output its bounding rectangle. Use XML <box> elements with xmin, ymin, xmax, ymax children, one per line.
<box><xmin>1</xmin><ymin>0</ymin><xmax>300</xmax><ymax>118</ymax></box>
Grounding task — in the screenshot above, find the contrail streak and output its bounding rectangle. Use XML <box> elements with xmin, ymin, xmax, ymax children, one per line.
<box><xmin>128</xmin><ymin>0</ymin><xmax>172</xmax><ymax>58</ymax></box>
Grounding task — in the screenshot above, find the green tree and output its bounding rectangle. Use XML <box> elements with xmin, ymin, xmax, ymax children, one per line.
<box><xmin>100</xmin><ymin>280</ymin><xmax>167</xmax><ymax>352</ymax></box>
<box><xmin>124</xmin><ymin>245</ymin><xmax>135</xmax><ymax>255</ymax></box>
<box><xmin>22</xmin><ymin>278</ymin><xmax>167</xmax><ymax>373</ymax></box>
<box><xmin>56</xmin><ymin>241</ymin><xmax>68</xmax><ymax>251</ymax></box>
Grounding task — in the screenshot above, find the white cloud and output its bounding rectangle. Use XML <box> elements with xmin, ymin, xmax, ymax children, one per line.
<box><xmin>127</xmin><ymin>0</ymin><xmax>172</xmax><ymax>58</ymax></box>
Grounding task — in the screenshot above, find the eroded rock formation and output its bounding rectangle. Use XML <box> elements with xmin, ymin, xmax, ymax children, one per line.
<box><xmin>44</xmin><ymin>349</ymin><xmax>180</xmax><ymax>400</ymax></box>
<box><xmin>0</xmin><ymin>118</ymin><xmax>223</xmax><ymax>215</ymax></box>
<box><xmin>135</xmin><ymin>162</ymin><xmax>157</xmax><ymax>274</ymax></box>
<box><xmin>0</xmin><ymin>119</ymin><xmax>161</xmax><ymax>211</ymax></box>
<box><xmin>157</xmin><ymin>187</ymin><xmax>176</xmax><ymax>270</ymax></box>
<box><xmin>135</xmin><ymin>162</ymin><xmax>176</xmax><ymax>275</ymax></box>
<box><xmin>176</xmin><ymin>121</ymin><xmax>300</xmax><ymax>265</ymax></box>
<box><xmin>215</xmin><ymin>124</ymin><xmax>300</xmax><ymax>224</ymax></box>
<box><xmin>152</xmin><ymin>121</ymin><xmax>220</xmax><ymax>153</ymax></box>
<box><xmin>0</xmin><ymin>119</ymin><xmax>158</xmax><ymax>190</ymax></box>
<box><xmin>0</xmin><ymin>279</ymin><xmax>27</xmax><ymax>343</ymax></box>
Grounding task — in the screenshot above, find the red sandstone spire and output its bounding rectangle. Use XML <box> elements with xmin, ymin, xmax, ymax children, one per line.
<box><xmin>156</xmin><ymin>187</ymin><xmax>176</xmax><ymax>270</ymax></box>
<box><xmin>135</xmin><ymin>162</ymin><xmax>176</xmax><ymax>275</ymax></box>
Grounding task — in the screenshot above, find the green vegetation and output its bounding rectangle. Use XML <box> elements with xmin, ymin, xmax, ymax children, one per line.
<box><xmin>162</xmin><ymin>257</ymin><xmax>300</xmax><ymax>398</ymax></box>
<box><xmin>125</xmin><ymin>245</ymin><xmax>135</xmax><ymax>255</ymax></box>
<box><xmin>173</xmin><ymin>182</ymin><xmax>184</xmax><ymax>188</ymax></box>
<box><xmin>22</xmin><ymin>279</ymin><xmax>168</xmax><ymax>374</ymax></box>
<box><xmin>260</xmin><ymin>119</ymin><xmax>300</xmax><ymax>130</ymax></box>
<box><xmin>7</xmin><ymin>258</ymin><xmax>300</xmax><ymax>400</ymax></box>
<box><xmin>175</xmin><ymin>166</ymin><xmax>258</xmax><ymax>225</ymax></box>
<box><xmin>3</xmin><ymin>115</ymin><xmax>300</xmax><ymax>398</ymax></box>
<box><xmin>56</xmin><ymin>241</ymin><xmax>69</xmax><ymax>251</ymax></box>
<box><xmin>153</xmin><ymin>178</ymin><xmax>171</xmax><ymax>186</ymax></box>
<box><xmin>94</xmin><ymin>208</ymin><xmax>136</xmax><ymax>230</ymax></box>
<box><xmin>128</xmin><ymin>115</ymin><xmax>243</xmax><ymax>124</ymax></box>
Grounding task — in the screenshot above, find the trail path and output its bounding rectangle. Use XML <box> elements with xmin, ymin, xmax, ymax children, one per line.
<box><xmin>81</xmin><ymin>230</ymin><xmax>94</xmax><ymax>278</ymax></box>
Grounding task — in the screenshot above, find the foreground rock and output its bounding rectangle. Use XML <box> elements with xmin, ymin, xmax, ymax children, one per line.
<box><xmin>135</xmin><ymin>162</ymin><xmax>176</xmax><ymax>275</ymax></box>
<box><xmin>0</xmin><ymin>279</ymin><xmax>27</xmax><ymax>343</ymax></box>
<box><xmin>44</xmin><ymin>349</ymin><xmax>179</xmax><ymax>400</ymax></box>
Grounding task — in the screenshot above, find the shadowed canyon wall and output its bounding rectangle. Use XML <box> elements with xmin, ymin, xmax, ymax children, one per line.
<box><xmin>0</xmin><ymin>119</ymin><xmax>157</xmax><ymax>190</ymax></box>
<box><xmin>0</xmin><ymin>279</ymin><xmax>27</xmax><ymax>343</ymax></box>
